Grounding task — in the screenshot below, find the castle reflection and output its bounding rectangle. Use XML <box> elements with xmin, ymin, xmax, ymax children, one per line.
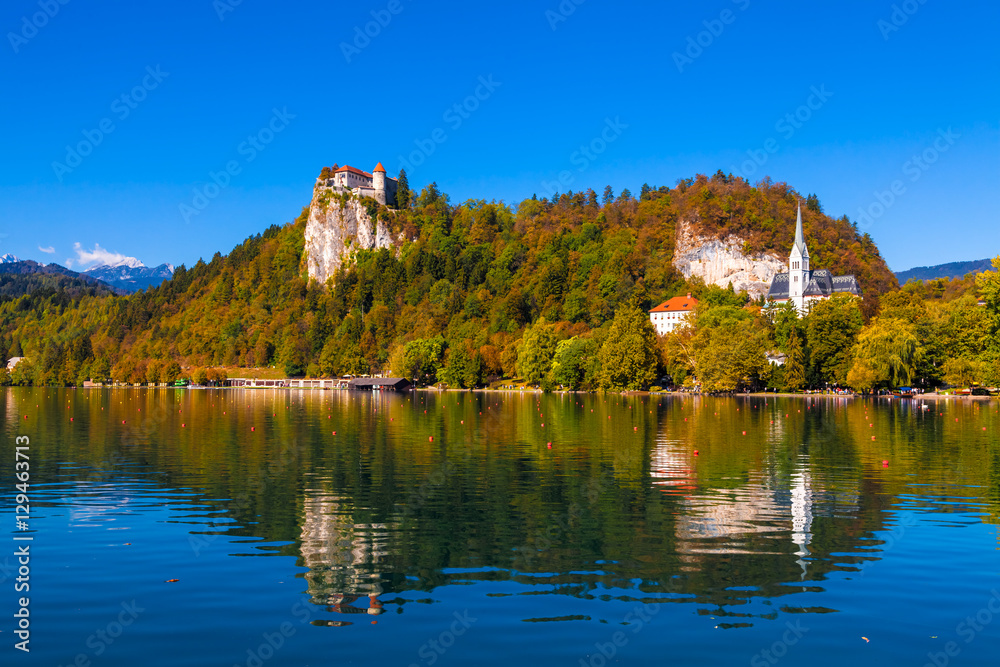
<box><xmin>298</xmin><ymin>491</ymin><xmax>390</xmax><ymax>624</ymax></box>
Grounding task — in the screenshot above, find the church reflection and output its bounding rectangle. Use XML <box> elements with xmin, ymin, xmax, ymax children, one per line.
<box><xmin>650</xmin><ymin>441</ymin><xmax>862</xmax><ymax>586</ymax></box>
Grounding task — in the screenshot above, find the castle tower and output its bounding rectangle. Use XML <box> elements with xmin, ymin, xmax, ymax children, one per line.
<box><xmin>788</xmin><ymin>202</ymin><xmax>810</xmax><ymax>312</ymax></box>
<box><xmin>372</xmin><ymin>162</ymin><xmax>387</xmax><ymax>205</ymax></box>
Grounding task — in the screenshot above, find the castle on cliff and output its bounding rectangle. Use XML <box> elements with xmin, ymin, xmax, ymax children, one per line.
<box><xmin>766</xmin><ymin>202</ymin><xmax>862</xmax><ymax>314</ymax></box>
<box><xmin>319</xmin><ymin>162</ymin><xmax>398</xmax><ymax>206</ymax></box>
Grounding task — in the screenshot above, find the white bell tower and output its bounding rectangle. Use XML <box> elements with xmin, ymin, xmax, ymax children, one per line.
<box><xmin>788</xmin><ymin>202</ymin><xmax>810</xmax><ymax>313</ymax></box>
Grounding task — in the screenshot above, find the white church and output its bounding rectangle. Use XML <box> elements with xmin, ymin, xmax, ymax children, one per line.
<box><xmin>766</xmin><ymin>203</ymin><xmax>862</xmax><ymax>314</ymax></box>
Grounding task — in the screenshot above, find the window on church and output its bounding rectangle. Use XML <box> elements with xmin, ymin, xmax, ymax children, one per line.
<box><xmin>794</xmin><ymin>276</ymin><xmax>798</xmax><ymax>282</ymax></box>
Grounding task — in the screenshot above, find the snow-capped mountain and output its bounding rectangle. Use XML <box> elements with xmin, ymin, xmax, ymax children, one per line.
<box><xmin>0</xmin><ymin>253</ymin><xmax>21</xmax><ymax>263</ymax></box>
<box><xmin>85</xmin><ymin>261</ymin><xmax>174</xmax><ymax>293</ymax></box>
<box><xmin>93</xmin><ymin>256</ymin><xmax>146</xmax><ymax>270</ymax></box>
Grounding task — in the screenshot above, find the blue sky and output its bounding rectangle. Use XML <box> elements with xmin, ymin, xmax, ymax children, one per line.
<box><xmin>1</xmin><ymin>0</ymin><xmax>997</xmax><ymax>272</ymax></box>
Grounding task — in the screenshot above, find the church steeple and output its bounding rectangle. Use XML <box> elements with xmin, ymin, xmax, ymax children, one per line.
<box><xmin>793</xmin><ymin>201</ymin><xmax>809</xmax><ymax>259</ymax></box>
<box><xmin>788</xmin><ymin>200</ymin><xmax>810</xmax><ymax>313</ymax></box>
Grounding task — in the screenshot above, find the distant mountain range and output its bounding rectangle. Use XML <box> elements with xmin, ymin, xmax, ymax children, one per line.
<box><xmin>0</xmin><ymin>254</ymin><xmax>174</xmax><ymax>295</ymax></box>
<box><xmin>0</xmin><ymin>260</ymin><xmax>125</xmax><ymax>294</ymax></box>
<box><xmin>85</xmin><ymin>260</ymin><xmax>174</xmax><ymax>293</ymax></box>
<box><xmin>895</xmin><ymin>258</ymin><xmax>995</xmax><ymax>284</ymax></box>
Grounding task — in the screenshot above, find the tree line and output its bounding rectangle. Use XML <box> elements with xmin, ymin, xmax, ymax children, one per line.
<box><xmin>2</xmin><ymin>169</ymin><xmax>960</xmax><ymax>392</ymax></box>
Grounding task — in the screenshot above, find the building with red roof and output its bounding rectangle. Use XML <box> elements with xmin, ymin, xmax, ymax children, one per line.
<box><xmin>323</xmin><ymin>162</ymin><xmax>398</xmax><ymax>206</ymax></box>
<box><xmin>649</xmin><ymin>293</ymin><xmax>698</xmax><ymax>335</ymax></box>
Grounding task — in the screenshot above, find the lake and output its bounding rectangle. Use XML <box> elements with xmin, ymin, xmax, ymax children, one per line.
<box><xmin>3</xmin><ymin>387</ymin><xmax>999</xmax><ymax>666</ymax></box>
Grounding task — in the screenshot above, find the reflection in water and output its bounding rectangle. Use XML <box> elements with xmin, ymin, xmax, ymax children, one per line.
<box><xmin>790</xmin><ymin>462</ymin><xmax>813</xmax><ymax>578</ymax></box>
<box><xmin>12</xmin><ymin>387</ymin><xmax>1000</xmax><ymax>665</ymax></box>
<box><xmin>299</xmin><ymin>491</ymin><xmax>390</xmax><ymax>622</ymax></box>
<box><xmin>649</xmin><ymin>440</ymin><xmax>697</xmax><ymax>492</ymax></box>
<box><xmin>675</xmin><ymin>483</ymin><xmax>786</xmax><ymax>557</ymax></box>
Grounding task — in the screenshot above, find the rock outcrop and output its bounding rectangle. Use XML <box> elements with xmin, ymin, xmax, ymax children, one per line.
<box><xmin>673</xmin><ymin>219</ymin><xmax>785</xmax><ymax>299</ymax></box>
<box><xmin>304</xmin><ymin>190</ymin><xmax>401</xmax><ymax>284</ymax></box>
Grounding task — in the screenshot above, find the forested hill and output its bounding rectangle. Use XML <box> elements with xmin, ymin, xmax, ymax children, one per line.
<box><xmin>0</xmin><ymin>171</ymin><xmax>897</xmax><ymax>385</ymax></box>
<box><xmin>896</xmin><ymin>258</ymin><xmax>994</xmax><ymax>284</ymax></box>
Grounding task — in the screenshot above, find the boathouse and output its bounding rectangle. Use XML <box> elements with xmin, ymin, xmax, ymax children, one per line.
<box><xmin>347</xmin><ymin>377</ymin><xmax>412</xmax><ymax>392</ymax></box>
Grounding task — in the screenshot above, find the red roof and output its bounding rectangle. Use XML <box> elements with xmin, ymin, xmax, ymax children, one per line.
<box><xmin>649</xmin><ymin>295</ymin><xmax>698</xmax><ymax>313</ymax></box>
<box><xmin>373</xmin><ymin>162</ymin><xmax>386</xmax><ymax>173</ymax></box>
<box><xmin>334</xmin><ymin>165</ymin><xmax>372</xmax><ymax>178</ymax></box>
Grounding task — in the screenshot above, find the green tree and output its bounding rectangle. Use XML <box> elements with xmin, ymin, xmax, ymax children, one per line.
<box><xmin>550</xmin><ymin>336</ymin><xmax>595</xmax><ymax>390</ymax></box>
<box><xmin>602</xmin><ymin>186</ymin><xmax>614</xmax><ymax>206</ymax></box>
<box><xmin>597</xmin><ymin>305</ymin><xmax>659</xmax><ymax>391</ymax></box>
<box><xmin>400</xmin><ymin>336</ymin><xmax>446</xmax><ymax>384</ymax></box>
<box><xmin>192</xmin><ymin>367</ymin><xmax>209</xmax><ymax>385</ymax></box>
<box><xmin>91</xmin><ymin>356</ymin><xmax>111</xmax><ymax>383</ymax></box>
<box><xmin>694</xmin><ymin>319</ymin><xmax>769</xmax><ymax>392</ymax></box>
<box><xmin>975</xmin><ymin>257</ymin><xmax>1000</xmax><ymax>347</ymax></box>
<box><xmin>396</xmin><ymin>169</ymin><xmax>410</xmax><ymax>209</ymax></box>
<box><xmin>440</xmin><ymin>344</ymin><xmax>482</xmax><ymax>389</ymax></box>
<box><xmin>941</xmin><ymin>357</ymin><xmax>984</xmax><ymax>388</ymax></box>
<box><xmin>10</xmin><ymin>359</ymin><xmax>35</xmax><ymax>386</ymax></box>
<box><xmin>516</xmin><ymin>319</ymin><xmax>559</xmax><ymax>385</ymax></box>
<box><xmin>805</xmin><ymin>295</ymin><xmax>864</xmax><ymax>386</ymax></box>
<box><xmin>163</xmin><ymin>361</ymin><xmax>182</xmax><ymax>384</ymax></box>
<box><xmin>8</xmin><ymin>339</ymin><xmax>22</xmax><ymax>358</ymax></box>
<box><xmin>848</xmin><ymin>317</ymin><xmax>921</xmax><ymax>390</ymax></box>
<box><xmin>769</xmin><ymin>300</ymin><xmax>802</xmax><ymax>352</ymax></box>
<box><xmin>784</xmin><ymin>329</ymin><xmax>806</xmax><ymax>391</ymax></box>
<box><xmin>146</xmin><ymin>360</ymin><xmax>163</xmax><ymax>385</ymax></box>
<box><xmin>279</xmin><ymin>337</ymin><xmax>306</xmax><ymax>377</ymax></box>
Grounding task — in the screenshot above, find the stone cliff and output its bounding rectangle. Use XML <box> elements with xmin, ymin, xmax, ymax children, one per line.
<box><xmin>673</xmin><ymin>219</ymin><xmax>785</xmax><ymax>299</ymax></box>
<box><xmin>304</xmin><ymin>190</ymin><xmax>402</xmax><ymax>284</ymax></box>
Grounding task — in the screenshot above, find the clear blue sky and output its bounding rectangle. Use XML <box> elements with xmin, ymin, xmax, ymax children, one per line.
<box><xmin>1</xmin><ymin>0</ymin><xmax>997</xmax><ymax>272</ymax></box>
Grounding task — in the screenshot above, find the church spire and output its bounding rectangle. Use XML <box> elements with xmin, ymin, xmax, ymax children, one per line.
<box><xmin>793</xmin><ymin>201</ymin><xmax>808</xmax><ymax>257</ymax></box>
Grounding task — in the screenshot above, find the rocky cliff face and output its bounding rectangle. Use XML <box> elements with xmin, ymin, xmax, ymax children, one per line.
<box><xmin>673</xmin><ymin>219</ymin><xmax>786</xmax><ymax>299</ymax></box>
<box><xmin>304</xmin><ymin>190</ymin><xmax>401</xmax><ymax>284</ymax></box>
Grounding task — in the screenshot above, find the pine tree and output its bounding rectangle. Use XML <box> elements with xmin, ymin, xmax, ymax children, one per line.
<box><xmin>602</xmin><ymin>186</ymin><xmax>614</xmax><ymax>206</ymax></box>
<box><xmin>784</xmin><ymin>329</ymin><xmax>806</xmax><ymax>391</ymax></box>
<box><xmin>9</xmin><ymin>339</ymin><xmax>22</xmax><ymax>357</ymax></box>
<box><xmin>396</xmin><ymin>169</ymin><xmax>410</xmax><ymax>209</ymax></box>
